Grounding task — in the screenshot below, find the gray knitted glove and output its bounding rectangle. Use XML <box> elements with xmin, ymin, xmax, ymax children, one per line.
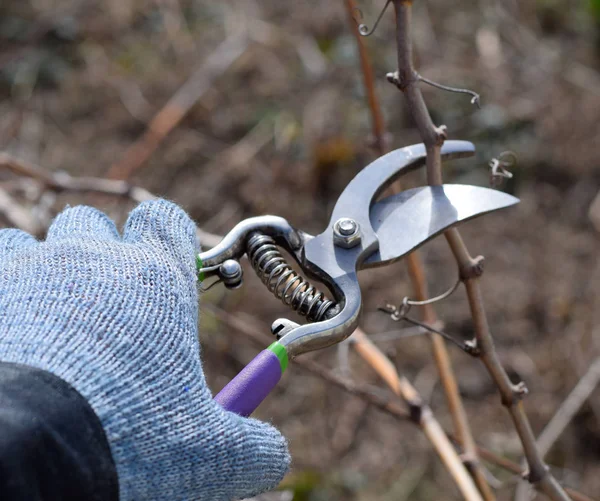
<box><xmin>0</xmin><ymin>200</ymin><xmax>290</xmax><ymax>500</ymax></box>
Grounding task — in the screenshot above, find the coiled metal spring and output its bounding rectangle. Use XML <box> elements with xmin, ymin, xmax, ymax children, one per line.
<box><xmin>247</xmin><ymin>233</ymin><xmax>335</xmax><ymax>322</ymax></box>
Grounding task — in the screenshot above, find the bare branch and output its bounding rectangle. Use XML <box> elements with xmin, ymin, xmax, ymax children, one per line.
<box><xmin>344</xmin><ymin>0</ymin><xmax>389</xmax><ymax>153</ymax></box>
<box><xmin>391</xmin><ymin>2</ymin><xmax>446</xmax><ymax>183</ymax></box>
<box><xmin>351</xmin><ymin>329</ymin><xmax>484</xmax><ymax>501</ymax></box>
<box><xmin>0</xmin><ymin>153</ymin><xmax>223</xmax><ymax>248</ymax></box>
<box><xmin>344</xmin><ymin>2</ymin><xmax>493</xmax><ymax>497</ymax></box>
<box><xmin>389</xmin><ymin>1</ymin><xmax>570</xmax><ymax>499</ymax></box>
<box><xmin>515</xmin><ymin>357</ymin><xmax>600</xmax><ymax>501</ymax></box>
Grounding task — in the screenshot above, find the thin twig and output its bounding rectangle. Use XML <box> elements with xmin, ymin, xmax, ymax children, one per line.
<box><xmin>0</xmin><ymin>153</ymin><xmax>223</xmax><ymax>247</ymax></box>
<box><xmin>404</xmin><ymin>251</ymin><xmax>496</xmax><ymax>501</ymax></box>
<box><xmin>343</xmin><ymin>2</ymin><xmax>493</xmax><ymax>498</ymax></box>
<box><xmin>417</xmin><ymin>75</ymin><xmax>481</xmax><ymax>108</ymax></box>
<box><xmin>537</xmin><ymin>356</ymin><xmax>600</xmax><ymax>458</ymax></box>
<box><xmin>0</xmin><ymin>152</ymin><xmax>154</xmax><ymax>199</ymax></box>
<box><xmin>344</xmin><ymin>0</ymin><xmax>388</xmax><ymax>154</ymax></box>
<box><xmin>351</xmin><ymin>329</ymin><xmax>484</xmax><ymax>501</ymax></box>
<box><xmin>106</xmin><ymin>35</ymin><xmax>250</xmax><ymax>180</ymax></box>
<box><xmin>389</xmin><ymin>1</ymin><xmax>570</xmax><ymax>499</ymax></box>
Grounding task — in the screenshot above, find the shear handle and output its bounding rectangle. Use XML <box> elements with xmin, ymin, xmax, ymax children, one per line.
<box><xmin>214</xmin><ymin>342</ymin><xmax>287</xmax><ymax>416</ymax></box>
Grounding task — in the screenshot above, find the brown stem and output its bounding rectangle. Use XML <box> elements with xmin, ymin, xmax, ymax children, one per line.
<box><xmin>390</xmin><ymin>1</ymin><xmax>445</xmax><ymax>184</ymax></box>
<box><xmin>0</xmin><ymin>153</ymin><xmax>223</xmax><ymax>247</ymax></box>
<box><xmin>344</xmin><ymin>0</ymin><xmax>388</xmax><ymax>153</ymax></box>
<box><xmin>390</xmin><ymin>1</ymin><xmax>570</xmax><ymax>499</ymax></box>
<box><xmin>352</xmin><ymin>329</ymin><xmax>483</xmax><ymax>501</ymax></box>
<box><xmin>343</xmin><ymin>2</ymin><xmax>493</xmax><ymax>498</ymax></box>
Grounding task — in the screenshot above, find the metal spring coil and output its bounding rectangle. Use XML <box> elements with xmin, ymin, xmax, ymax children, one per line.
<box><xmin>246</xmin><ymin>233</ymin><xmax>335</xmax><ymax>322</ymax></box>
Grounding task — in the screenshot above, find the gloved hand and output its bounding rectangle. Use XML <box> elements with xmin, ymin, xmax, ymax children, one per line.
<box><xmin>0</xmin><ymin>200</ymin><xmax>290</xmax><ymax>500</ymax></box>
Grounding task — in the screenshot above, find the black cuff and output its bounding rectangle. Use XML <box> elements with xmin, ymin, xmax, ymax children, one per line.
<box><xmin>0</xmin><ymin>362</ymin><xmax>119</xmax><ymax>500</ymax></box>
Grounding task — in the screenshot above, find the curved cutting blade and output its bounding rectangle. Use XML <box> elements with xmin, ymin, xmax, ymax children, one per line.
<box><xmin>363</xmin><ymin>185</ymin><xmax>519</xmax><ymax>269</ymax></box>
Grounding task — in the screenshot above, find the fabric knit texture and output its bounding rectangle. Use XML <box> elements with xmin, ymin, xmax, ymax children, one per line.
<box><xmin>0</xmin><ymin>200</ymin><xmax>290</xmax><ymax>500</ymax></box>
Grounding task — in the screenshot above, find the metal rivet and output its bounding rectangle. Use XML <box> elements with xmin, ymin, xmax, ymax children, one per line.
<box><xmin>219</xmin><ymin>259</ymin><xmax>243</xmax><ymax>289</ymax></box>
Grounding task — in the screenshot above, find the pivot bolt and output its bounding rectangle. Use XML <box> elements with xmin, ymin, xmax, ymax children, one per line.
<box><xmin>333</xmin><ymin>218</ymin><xmax>361</xmax><ymax>248</ymax></box>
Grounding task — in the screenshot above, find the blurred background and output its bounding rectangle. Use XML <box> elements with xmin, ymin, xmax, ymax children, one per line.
<box><xmin>1</xmin><ymin>0</ymin><xmax>599</xmax><ymax>499</ymax></box>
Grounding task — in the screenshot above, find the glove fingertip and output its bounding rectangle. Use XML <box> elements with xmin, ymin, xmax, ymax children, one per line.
<box><xmin>0</xmin><ymin>228</ymin><xmax>37</xmax><ymax>259</ymax></box>
<box><xmin>124</xmin><ymin>199</ymin><xmax>199</xmax><ymax>261</ymax></box>
<box><xmin>46</xmin><ymin>205</ymin><xmax>120</xmax><ymax>242</ymax></box>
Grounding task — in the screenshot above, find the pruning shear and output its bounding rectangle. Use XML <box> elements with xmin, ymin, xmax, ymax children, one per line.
<box><xmin>198</xmin><ymin>140</ymin><xmax>519</xmax><ymax>416</ymax></box>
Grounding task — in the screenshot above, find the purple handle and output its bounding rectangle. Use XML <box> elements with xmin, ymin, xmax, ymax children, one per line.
<box><xmin>214</xmin><ymin>349</ymin><xmax>283</xmax><ymax>417</ymax></box>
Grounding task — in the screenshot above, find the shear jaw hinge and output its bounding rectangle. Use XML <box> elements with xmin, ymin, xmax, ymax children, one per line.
<box><xmin>333</xmin><ymin>218</ymin><xmax>361</xmax><ymax>249</ymax></box>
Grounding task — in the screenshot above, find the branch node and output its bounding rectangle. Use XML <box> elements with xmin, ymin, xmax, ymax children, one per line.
<box><xmin>464</xmin><ymin>339</ymin><xmax>481</xmax><ymax>357</ymax></box>
<box><xmin>460</xmin><ymin>255</ymin><xmax>485</xmax><ymax>281</ymax></box>
<box><xmin>501</xmin><ymin>381</ymin><xmax>529</xmax><ymax>407</ymax></box>
<box><xmin>386</xmin><ymin>70</ymin><xmax>417</xmax><ymax>91</ymax></box>
<box><xmin>386</xmin><ymin>70</ymin><xmax>402</xmax><ymax>89</ymax></box>
<box><xmin>459</xmin><ymin>452</ymin><xmax>479</xmax><ymax>470</ymax></box>
<box><xmin>514</xmin><ymin>381</ymin><xmax>529</xmax><ymax>399</ymax></box>
<box><xmin>434</xmin><ymin>125</ymin><xmax>448</xmax><ymax>144</ymax></box>
<box><xmin>524</xmin><ymin>464</ymin><xmax>549</xmax><ymax>484</ymax></box>
<box><xmin>407</xmin><ymin>399</ymin><xmax>423</xmax><ymax>423</ymax></box>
